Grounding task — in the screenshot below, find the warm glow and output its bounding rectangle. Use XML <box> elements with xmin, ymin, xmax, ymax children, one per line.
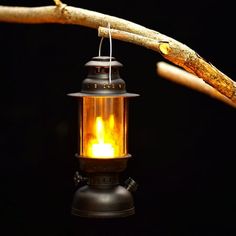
<box><xmin>91</xmin><ymin>143</ymin><xmax>114</xmax><ymax>157</ymax></box>
<box><xmin>81</xmin><ymin>97</ymin><xmax>127</xmax><ymax>159</ymax></box>
<box><xmin>88</xmin><ymin>116</ymin><xmax>117</xmax><ymax>158</ymax></box>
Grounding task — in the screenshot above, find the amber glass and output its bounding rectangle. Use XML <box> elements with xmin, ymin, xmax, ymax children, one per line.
<box><xmin>79</xmin><ymin>96</ymin><xmax>128</xmax><ymax>158</ymax></box>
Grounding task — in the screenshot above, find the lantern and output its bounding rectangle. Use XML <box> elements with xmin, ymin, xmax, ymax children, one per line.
<box><xmin>68</xmin><ymin>56</ymin><xmax>139</xmax><ymax>218</ymax></box>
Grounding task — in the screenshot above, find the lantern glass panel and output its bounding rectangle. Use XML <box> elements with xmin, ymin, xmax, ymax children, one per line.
<box><xmin>80</xmin><ymin>96</ymin><xmax>128</xmax><ymax>158</ymax></box>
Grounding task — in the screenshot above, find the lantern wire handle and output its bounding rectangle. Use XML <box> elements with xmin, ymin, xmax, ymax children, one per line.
<box><xmin>98</xmin><ymin>37</ymin><xmax>104</xmax><ymax>57</ymax></box>
<box><xmin>108</xmin><ymin>23</ymin><xmax>112</xmax><ymax>84</ymax></box>
<box><xmin>98</xmin><ymin>23</ymin><xmax>112</xmax><ymax>84</ymax></box>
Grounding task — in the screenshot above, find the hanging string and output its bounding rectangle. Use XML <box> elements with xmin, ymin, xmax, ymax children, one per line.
<box><xmin>98</xmin><ymin>23</ymin><xmax>112</xmax><ymax>84</ymax></box>
<box><xmin>108</xmin><ymin>22</ymin><xmax>112</xmax><ymax>84</ymax></box>
<box><xmin>98</xmin><ymin>37</ymin><xmax>104</xmax><ymax>57</ymax></box>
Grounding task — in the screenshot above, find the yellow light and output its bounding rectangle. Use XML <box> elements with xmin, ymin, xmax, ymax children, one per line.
<box><xmin>80</xmin><ymin>96</ymin><xmax>128</xmax><ymax>159</ymax></box>
<box><xmin>88</xmin><ymin>116</ymin><xmax>116</xmax><ymax>158</ymax></box>
<box><xmin>91</xmin><ymin>143</ymin><xmax>114</xmax><ymax>157</ymax></box>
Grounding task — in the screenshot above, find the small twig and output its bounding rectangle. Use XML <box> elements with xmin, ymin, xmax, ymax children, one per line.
<box><xmin>156</xmin><ymin>61</ymin><xmax>236</xmax><ymax>109</ymax></box>
<box><xmin>53</xmin><ymin>0</ymin><xmax>62</xmax><ymax>7</ymax></box>
<box><xmin>98</xmin><ymin>27</ymin><xmax>170</xmax><ymax>55</ymax></box>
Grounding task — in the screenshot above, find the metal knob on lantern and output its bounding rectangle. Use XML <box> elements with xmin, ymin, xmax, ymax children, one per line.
<box><xmin>68</xmin><ymin>56</ymin><xmax>139</xmax><ymax>218</ymax></box>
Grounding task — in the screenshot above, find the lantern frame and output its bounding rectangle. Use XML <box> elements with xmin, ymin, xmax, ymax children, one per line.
<box><xmin>69</xmin><ymin>56</ymin><xmax>139</xmax><ymax>218</ymax></box>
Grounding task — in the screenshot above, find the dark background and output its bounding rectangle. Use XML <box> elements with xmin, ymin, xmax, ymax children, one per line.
<box><xmin>1</xmin><ymin>1</ymin><xmax>236</xmax><ymax>235</ymax></box>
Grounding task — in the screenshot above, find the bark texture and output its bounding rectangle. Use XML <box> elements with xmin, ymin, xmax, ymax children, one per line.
<box><xmin>0</xmin><ymin>4</ymin><xmax>235</xmax><ymax>106</ymax></box>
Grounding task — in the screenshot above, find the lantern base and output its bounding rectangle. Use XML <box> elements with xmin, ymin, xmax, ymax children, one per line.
<box><xmin>71</xmin><ymin>157</ymin><xmax>136</xmax><ymax>218</ymax></box>
<box><xmin>71</xmin><ymin>178</ymin><xmax>135</xmax><ymax>218</ymax></box>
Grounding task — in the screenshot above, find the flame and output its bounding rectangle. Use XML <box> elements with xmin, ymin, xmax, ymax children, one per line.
<box><xmin>88</xmin><ymin>116</ymin><xmax>117</xmax><ymax>158</ymax></box>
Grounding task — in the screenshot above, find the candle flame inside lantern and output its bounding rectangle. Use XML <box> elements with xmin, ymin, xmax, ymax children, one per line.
<box><xmin>81</xmin><ymin>97</ymin><xmax>127</xmax><ymax>159</ymax></box>
<box><xmin>89</xmin><ymin>116</ymin><xmax>116</xmax><ymax>158</ymax></box>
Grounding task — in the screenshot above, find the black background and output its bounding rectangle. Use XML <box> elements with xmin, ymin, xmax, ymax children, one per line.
<box><xmin>1</xmin><ymin>1</ymin><xmax>236</xmax><ymax>235</ymax></box>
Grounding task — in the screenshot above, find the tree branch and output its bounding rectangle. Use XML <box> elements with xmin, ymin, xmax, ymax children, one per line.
<box><xmin>156</xmin><ymin>61</ymin><xmax>236</xmax><ymax>109</ymax></box>
<box><xmin>0</xmin><ymin>4</ymin><xmax>235</xmax><ymax>107</ymax></box>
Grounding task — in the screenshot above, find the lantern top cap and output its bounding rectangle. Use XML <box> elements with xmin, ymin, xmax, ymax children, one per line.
<box><xmin>67</xmin><ymin>56</ymin><xmax>140</xmax><ymax>97</ymax></box>
<box><xmin>85</xmin><ymin>56</ymin><xmax>123</xmax><ymax>68</ymax></box>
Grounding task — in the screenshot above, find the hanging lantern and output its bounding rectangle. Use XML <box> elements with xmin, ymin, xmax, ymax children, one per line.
<box><xmin>68</xmin><ymin>56</ymin><xmax>139</xmax><ymax>218</ymax></box>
